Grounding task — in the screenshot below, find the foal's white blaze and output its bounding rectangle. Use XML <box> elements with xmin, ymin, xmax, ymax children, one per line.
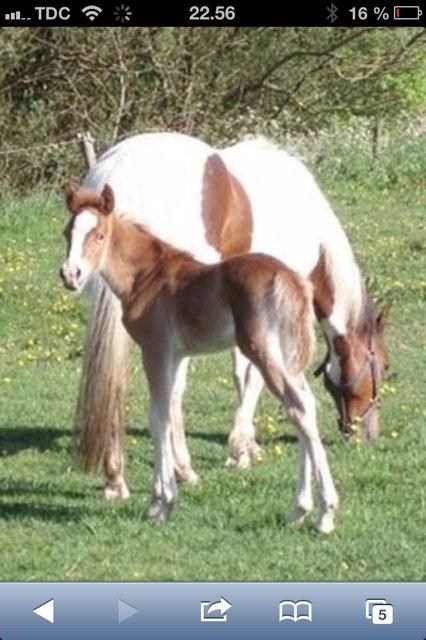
<box><xmin>63</xmin><ymin>211</ymin><xmax>98</xmax><ymax>289</ymax></box>
<box><xmin>70</xmin><ymin>210</ymin><xmax>98</xmax><ymax>260</ymax></box>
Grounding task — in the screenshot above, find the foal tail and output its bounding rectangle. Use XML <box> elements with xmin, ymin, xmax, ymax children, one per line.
<box><xmin>75</xmin><ymin>278</ymin><xmax>130</xmax><ymax>473</ymax></box>
<box><xmin>275</xmin><ymin>272</ymin><xmax>316</xmax><ymax>375</ymax></box>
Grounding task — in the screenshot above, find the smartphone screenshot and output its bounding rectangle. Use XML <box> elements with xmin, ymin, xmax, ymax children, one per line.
<box><xmin>0</xmin><ymin>1</ymin><xmax>424</xmax><ymax>638</ymax></box>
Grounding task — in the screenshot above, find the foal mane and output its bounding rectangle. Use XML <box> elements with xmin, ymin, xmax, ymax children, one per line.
<box><xmin>115</xmin><ymin>218</ymin><xmax>204</xmax><ymax>321</ymax></box>
<box><xmin>129</xmin><ymin>221</ymin><xmax>198</xmax><ymax>268</ymax></box>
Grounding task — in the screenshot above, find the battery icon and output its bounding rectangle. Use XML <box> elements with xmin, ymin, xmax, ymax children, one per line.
<box><xmin>393</xmin><ymin>5</ymin><xmax>422</xmax><ymax>19</ymax></box>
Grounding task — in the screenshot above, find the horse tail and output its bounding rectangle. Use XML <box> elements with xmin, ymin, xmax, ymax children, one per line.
<box><xmin>75</xmin><ymin>277</ymin><xmax>130</xmax><ymax>473</ymax></box>
<box><xmin>275</xmin><ymin>272</ymin><xmax>316</xmax><ymax>375</ymax></box>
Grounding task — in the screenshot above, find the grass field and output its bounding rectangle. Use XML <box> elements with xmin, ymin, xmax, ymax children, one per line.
<box><xmin>0</xmin><ymin>156</ymin><xmax>425</xmax><ymax>581</ymax></box>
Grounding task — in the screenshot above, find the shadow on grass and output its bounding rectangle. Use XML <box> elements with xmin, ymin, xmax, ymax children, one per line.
<box><xmin>190</xmin><ymin>430</ymin><xmax>299</xmax><ymax>446</ymax></box>
<box><xmin>0</xmin><ymin>426</ymin><xmax>71</xmax><ymax>457</ymax></box>
<box><xmin>0</xmin><ymin>501</ymin><xmax>86</xmax><ymax>523</ymax></box>
<box><xmin>0</xmin><ymin>425</ymin><xmax>335</xmax><ymax>455</ymax></box>
<box><xmin>0</xmin><ymin>495</ymin><xmax>155</xmax><ymax>525</ymax></box>
<box><xmin>0</xmin><ymin>482</ymin><xmax>89</xmax><ymax>501</ymax></box>
<box><xmin>0</xmin><ymin>485</ymin><xmax>143</xmax><ymax>523</ymax></box>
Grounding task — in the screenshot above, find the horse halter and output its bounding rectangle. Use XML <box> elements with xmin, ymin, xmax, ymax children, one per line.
<box><xmin>314</xmin><ymin>333</ymin><xmax>381</xmax><ymax>436</ymax></box>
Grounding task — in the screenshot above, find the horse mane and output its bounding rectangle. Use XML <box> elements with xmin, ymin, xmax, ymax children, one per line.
<box><xmin>356</xmin><ymin>287</ymin><xmax>376</xmax><ymax>338</ymax></box>
<box><xmin>319</xmin><ymin>227</ymin><xmax>367</xmax><ymax>335</ymax></box>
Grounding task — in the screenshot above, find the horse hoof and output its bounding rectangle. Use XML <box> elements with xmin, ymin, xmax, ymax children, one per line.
<box><xmin>249</xmin><ymin>442</ymin><xmax>264</xmax><ymax>460</ymax></box>
<box><xmin>225</xmin><ymin>445</ymin><xmax>264</xmax><ymax>470</ymax></box>
<box><xmin>104</xmin><ymin>481</ymin><xmax>130</xmax><ymax>501</ymax></box>
<box><xmin>235</xmin><ymin>451</ymin><xmax>252</xmax><ymax>469</ymax></box>
<box><xmin>287</xmin><ymin>505</ymin><xmax>312</xmax><ymax>526</ymax></box>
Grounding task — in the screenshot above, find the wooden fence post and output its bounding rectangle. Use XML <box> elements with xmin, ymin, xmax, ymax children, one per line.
<box><xmin>77</xmin><ymin>131</ymin><xmax>97</xmax><ymax>169</ymax></box>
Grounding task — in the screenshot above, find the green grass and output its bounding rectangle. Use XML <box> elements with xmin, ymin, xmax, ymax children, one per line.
<box><xmin>0</xmin><ymin>173</ymin><xmax>425</xmax><ymax>582</ymax></box>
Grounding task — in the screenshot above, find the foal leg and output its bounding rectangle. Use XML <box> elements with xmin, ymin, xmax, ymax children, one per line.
<box><xmin>227</xmin><ymin>349</ymin><xmax>263</xmax><ymax>469</ymax></box>
<box><xmin>143</xmin><ymin>348</ymin><xmax>180</xmax><ymax>521</ymax></box>
<box><xmin>244</xmin><ymin>349</ymin><xmax>337</xmax><ymax>533</ymax></box>
<box><xmin>287</xmin><ymin>437</ymin><xmax>313</xmax><ymax>525</ymax></box>
<box><xmin>170</xmin><ymin>357</ymin><xmax>199</xmax><ymax>485</ymax></box>
<box><xmin>103</xmin><ymin>435</ymin><xmax>130</xmax><ymax>501</ymax></box>
<box><xmin>285</xmin><ymin>375</ymin><xmax>339</xmax><ymax>534</ymax></box>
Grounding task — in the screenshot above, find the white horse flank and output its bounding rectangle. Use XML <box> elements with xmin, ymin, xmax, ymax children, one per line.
<box><xmin>61</xmin><ymin>183</ymin><xmax>339</xmax><ymax>533</ymax></box>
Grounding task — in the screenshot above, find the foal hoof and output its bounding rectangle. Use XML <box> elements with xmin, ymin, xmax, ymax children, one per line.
<box><xmin>315</xmin><ymin>509</ymin><xmax>336</xmax><ymax>535</ymax></box>
<box><xmin>287</xmin><ymin>505</ymin><xmax>312</xmax><ymax>527</ymax></box>
<box><xmin>104</xmin><ymin>480</ymin><xmax>130</xmax><ymax>501</ymax></box>
<box><xmin>175</xmin><ymin>466</ymin><xmax>199</xmax><ymax>486</ymax></box>
<box><xmin>147</xmin><ymin>499</ymin><xmax>174</xmax><ymax>522</ymax></box>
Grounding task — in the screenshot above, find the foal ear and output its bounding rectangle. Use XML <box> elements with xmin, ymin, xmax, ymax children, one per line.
<box><xmin>63</xmin><ymin>181</ymin><xmax>80</xmax><ymax>214</ymax></box>
<box><xmin>376</xmin><ymin>302</ymin><xmax>392</xmax><ymax>333</ymax></box>
<box><xmin>100</xmin><ymin>184</ymin><xmax>115</xmax><ymax>215</ymax></box>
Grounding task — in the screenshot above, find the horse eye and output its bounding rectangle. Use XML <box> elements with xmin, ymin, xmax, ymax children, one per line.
<box><xmin>96</xmin><ymin>233</ymin><xmax>105</xmax><ymax>243</ymax></box>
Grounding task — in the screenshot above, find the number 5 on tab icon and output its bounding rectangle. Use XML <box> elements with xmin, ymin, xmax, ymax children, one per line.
<box><xmin>365</xmin><ymin>599</ymin><xmax>394</xmax><ymax>625</ymax></box>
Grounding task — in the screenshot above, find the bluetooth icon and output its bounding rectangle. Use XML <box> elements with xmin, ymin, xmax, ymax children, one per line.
<box><xmin>326</xmin><ymin>3</ymin><xmax>338</xmax><ymax>22</ymax></box>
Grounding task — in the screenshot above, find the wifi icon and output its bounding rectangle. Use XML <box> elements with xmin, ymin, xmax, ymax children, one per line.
<box><xmin>82</xmin><ymin>5</ymin><xmax>102</xmax><ymax>20</ymax></box>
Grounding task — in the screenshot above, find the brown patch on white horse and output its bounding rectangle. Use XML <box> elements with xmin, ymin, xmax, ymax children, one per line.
<box><xmin>309</xmin><ymin>249</ymin><xmax>334</xmax><ymax>320</ymax></box>
<box><xmin>201</xmin><ymin>153</ymin><xmax>253</xmax><ymax>258</ymax></box>
<box><xmin>61</xmin><ymin>183</ymin><xmax>339</xmax><ymax>534</ymax></box>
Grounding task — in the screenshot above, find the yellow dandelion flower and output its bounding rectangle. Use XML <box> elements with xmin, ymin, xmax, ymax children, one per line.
<box><xmin>273</xmin><ymin>444</ymin><xmax>284</xmax><ymax>456</ymax></box>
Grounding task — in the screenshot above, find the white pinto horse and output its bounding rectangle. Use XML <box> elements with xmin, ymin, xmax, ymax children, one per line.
<box><xmin>72</xmin><ymin>132</ymin><xmax>387</xmax><ymax>505</ymax></box>
<box><xmin>61</xmin><ymin>183</ymin><xmax>339</xmax><ymax>533</ymax></box>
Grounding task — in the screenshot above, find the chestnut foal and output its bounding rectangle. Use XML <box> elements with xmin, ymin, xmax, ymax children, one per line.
<box><xmin>61</xmin><ymin>184</ymin><xmax>339</xmax><ymax>533</ymax></box>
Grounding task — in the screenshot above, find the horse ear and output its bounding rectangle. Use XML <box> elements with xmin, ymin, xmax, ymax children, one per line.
<box><xmin>100</xmin><ymin>184</ymin><xmax>114</xmax><ymax>215</ymax></box>
<box><xmin>333</xmin><ymin>335</ymin><xmax>351</xmax><ymax>359</ymax></box>
<box><xmin>63</xmin><ymin>181</ymin><xmax>80</xmax><ymax>214</ymax></box>
<box><xmin>376</xmin><ymin>302</ymin><xmax>392</xmax><ymax>333</ymax></box>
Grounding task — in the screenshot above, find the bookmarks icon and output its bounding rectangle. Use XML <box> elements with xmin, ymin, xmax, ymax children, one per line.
<box><xmin>279</xmin><ymin>600</ymin><xmax>312</xmax><ymax>622</ymax></box>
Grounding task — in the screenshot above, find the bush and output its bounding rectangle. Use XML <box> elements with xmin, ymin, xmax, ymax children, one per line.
<box><xmin>0</xmin><ymin>27</ymin><xmax>424</xmax><ymax>191</ymax></box>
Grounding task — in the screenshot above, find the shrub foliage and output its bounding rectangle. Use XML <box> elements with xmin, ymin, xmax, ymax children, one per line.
<box><xmin>0</xmin><ymin>27</ymin><xmax>424</xmax><ymax>189</ymax></box>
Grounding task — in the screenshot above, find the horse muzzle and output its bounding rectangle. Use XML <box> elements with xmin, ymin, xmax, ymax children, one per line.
<box><xmin>338</xmin><ymin>403</ymin><xmax>380</xmax><ymax>442</ymax></box>
<box><xmin>59</xmin><ymin>265</ymin><xmax>84</xmax><ymax>292</ymax></box>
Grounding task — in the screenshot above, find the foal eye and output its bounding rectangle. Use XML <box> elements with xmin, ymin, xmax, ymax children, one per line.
<box><xmin>96</xmin><ymin>233</ymin><xmax>105</xmax><ymax>243</ymax></box>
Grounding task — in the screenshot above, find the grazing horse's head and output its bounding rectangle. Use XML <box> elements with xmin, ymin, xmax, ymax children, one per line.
<box><xmin>60</xmin><ymin>183</ymin><xmax>115</xmax><ymax>292</ymax></box>
<box><xmin>320</xmin><ymin>303</ymin><xmax>389</xmax><ymax>441</ymax></box>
